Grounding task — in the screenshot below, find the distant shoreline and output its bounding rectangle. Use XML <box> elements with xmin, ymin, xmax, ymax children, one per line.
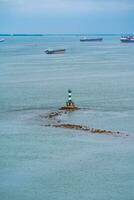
<box><xmin>0</xmin><ymin>33</ymin><xmax>132</xmax><ymax>36</ymax></box>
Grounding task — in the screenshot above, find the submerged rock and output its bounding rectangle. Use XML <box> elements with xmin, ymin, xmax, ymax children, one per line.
<box><xmin>47</xmin><ymin>111</ymin><xmax>62</xmax><ymax>118</ymax></box>
<box><xmin>53</xmin><ymin>123</ymin><xmax>122</xmax><ymax>135</ymax></box>
<box><xmin>43</xmin><ymin>104</ymin><xmax>127</xmax><ymax>137</ymax></box>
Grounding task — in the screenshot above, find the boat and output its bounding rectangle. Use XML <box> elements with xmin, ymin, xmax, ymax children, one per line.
<box><xmin>45</xmin><ymin>49</ymin><xmax>66</xmax><ymax>54</ymax></box>
<box><xmin>120</xmin><ymin>36</ymin><xmax>134</xmax><ymax>43</ymax></box>
<box><xmin>0</xmin><ymin>38</ymin><xmax>5</xmax><ymax>42</ymax></box>
<box><xmin>80</xmin><ymin>37</ymin><xmax>103</xmax><ymax>42</ymax></box>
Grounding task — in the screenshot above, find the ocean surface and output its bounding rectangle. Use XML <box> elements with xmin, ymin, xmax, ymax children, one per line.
<box><xmin>0</xmin><ymin>35</ymin><xmax>134</xmax><ymax>200</ymax></box>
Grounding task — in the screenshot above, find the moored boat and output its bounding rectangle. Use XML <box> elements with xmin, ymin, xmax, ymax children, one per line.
<box><xmin>45</xmin><ymin>49</ymin><xmax>66</xmax><ymax>54</ymax></box>
<box><xmin>80</xmin><ymin>37</ymin><xmax>103</xmax><ymax>42</ymax></box>
<box><xmin>120</xmin><ymin>36</ymin><xmax>134</xmax><ymax>43</ymax></box>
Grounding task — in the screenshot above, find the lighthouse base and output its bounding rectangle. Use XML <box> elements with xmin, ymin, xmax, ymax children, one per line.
<box><xmin>60</xmin><ymin>100</ymin><xmax>79</xmax><ymax>111</ymax></box>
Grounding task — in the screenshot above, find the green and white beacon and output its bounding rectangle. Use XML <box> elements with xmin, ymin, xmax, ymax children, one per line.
<box><xmin>60</xmin><ymin>90</ymin><xmax>78</xmax><ymax>110</ymax></box>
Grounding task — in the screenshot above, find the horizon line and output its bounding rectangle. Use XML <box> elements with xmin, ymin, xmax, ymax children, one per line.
<box><xmin>0</xmin><ymin>33</ymin><xmax>133</xmax><ymax>36</ymax></box>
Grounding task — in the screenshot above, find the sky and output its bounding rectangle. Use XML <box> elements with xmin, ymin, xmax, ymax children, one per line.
<box><xmin>0</xmin><ymin>0</ymin><xmax>134</xmax><ymax>34</ymax></box>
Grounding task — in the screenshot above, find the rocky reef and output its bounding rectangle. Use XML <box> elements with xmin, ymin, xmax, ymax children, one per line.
<box><xmin>53</xmin><ymin>123</ymin><xmax>122</xmax><ymax>135</ymax></box>
<box><xmin>42</xmin><ymin>90</ymin><xmax>128</xmax><ymax>137</ymax></box>
<box><xmin>44</xmin><ymin>109</ymin><xmax>128</xmax><ymax>136</ymax></box>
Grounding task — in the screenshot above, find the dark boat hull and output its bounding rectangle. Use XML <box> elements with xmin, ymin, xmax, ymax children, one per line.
<box><xmin>45</xmin><ymin>49</ymin><xmax>66</xmax><ymax>54</ymax></box>
<box><xmin>0</xmin><ymin>39</ymin><xmax>5</xmax><ymax>42</ymax></box>
<box><xmin>80</xmin><ymin>38</ymin><xmax>103</xmax><ymax>42</ymax></box>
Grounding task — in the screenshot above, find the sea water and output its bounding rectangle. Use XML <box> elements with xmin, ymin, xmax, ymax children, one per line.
<box><xmin>0</xmin><ymin>35</ymin><xmax>134</xmax><ymax>200</ymax></box>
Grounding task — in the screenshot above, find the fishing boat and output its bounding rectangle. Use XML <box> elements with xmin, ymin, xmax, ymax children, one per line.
<box><xmin>80</xmin><ymin>37</ymin><xmax>103</xmax><ymax>42</ymax></box>
<box><xmin>45</xmin><ymin>49</ymin><xmax>66</xmax><ymax>54</ymax></box>
<box><xmin>0</xmin><ymin>38</ymin><xmax>5</xmax><ymax>42</ymax></box>
<box><xmin>120</xmin><ymin>36</ymin><xmax>134</xmax><ymax>43</ymax></box>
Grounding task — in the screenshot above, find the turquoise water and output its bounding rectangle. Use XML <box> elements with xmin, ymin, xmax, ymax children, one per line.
<box><xmin>0</xmin><ymin>35</ymin><xmax>134</xmax><ymax>200</ymax></box>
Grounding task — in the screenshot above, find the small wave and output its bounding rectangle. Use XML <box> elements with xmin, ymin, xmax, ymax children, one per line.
<box><xmin>0</xmin><ymin>106</ymin><xmax>59</xmax><ymax>114</ymax></box>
